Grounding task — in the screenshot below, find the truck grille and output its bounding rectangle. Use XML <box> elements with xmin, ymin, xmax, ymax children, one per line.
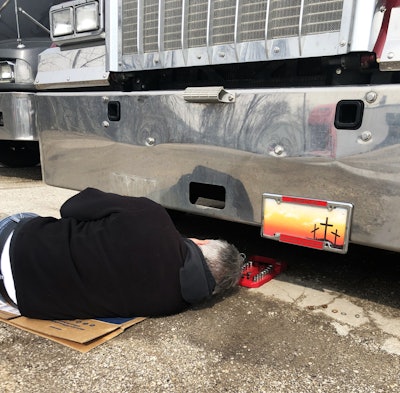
<box><xmin>121</xmin><ymin>0</ymin><xmax>344</xmax><ymax>60</ymax></box>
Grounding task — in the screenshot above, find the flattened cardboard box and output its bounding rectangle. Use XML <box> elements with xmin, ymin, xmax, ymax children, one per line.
<box><xmin>0</xmin><ymin>298</ymin><xmax>146</xmax><ymax>353</ymax></box>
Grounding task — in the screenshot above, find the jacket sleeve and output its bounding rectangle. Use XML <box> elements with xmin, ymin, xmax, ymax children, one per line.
<box><xmin>60</xmin><ymin>187</ymin><xmax>153</xmax><ymax>221</ymax></box>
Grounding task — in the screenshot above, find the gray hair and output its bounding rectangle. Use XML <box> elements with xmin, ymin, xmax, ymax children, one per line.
<box><xmin>198</xmin><ymin>240</ymin><xmax>243</xmax><ymax>294</ymax></box>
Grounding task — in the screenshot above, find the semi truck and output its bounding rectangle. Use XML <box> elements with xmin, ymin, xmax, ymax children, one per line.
<box><xmin>34</xmin><ymin>0</ymin><xmax>400</xmax><ymax>253</ymax></box>
<box><xmin>0</xmin><ymin>0</ymin><xmax>63</xmax><ymax>167</ymax></box>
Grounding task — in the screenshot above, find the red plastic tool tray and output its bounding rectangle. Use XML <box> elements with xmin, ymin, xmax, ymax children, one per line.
<box><xmin>239</xmin><ymin>255</ymin><xmax>286</xmax><ymax>288</ymax></box>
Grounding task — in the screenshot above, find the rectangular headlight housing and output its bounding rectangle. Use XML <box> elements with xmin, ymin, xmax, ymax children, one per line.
<box><xmin>52</xmin><ymin>7</ymin><xmax>74</xmax><ymax>37</ymax></box>
<box><xmin>0</xmin><ymin>61</ymin><xmax>15</xmax><ymax>83</ymax></box>
<box><xmin>76</xmin><ymin>3</ymin><xmax>99</xmax><ymax>33</ymax></box>
<box><xmin>50</xmin><ymin>0</ymin><xmax>104</xmax><ymax>45</ymax></box>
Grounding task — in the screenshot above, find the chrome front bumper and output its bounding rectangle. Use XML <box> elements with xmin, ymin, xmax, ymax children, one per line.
<box><xmin>37</xmin><ymin>85</ymin><xmax>400</xmax><ymax>251</ymax></box>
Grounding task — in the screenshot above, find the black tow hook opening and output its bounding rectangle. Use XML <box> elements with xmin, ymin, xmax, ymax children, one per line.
<box><xmin>189</xmin><ymin>182</ymin><xmax>226</xmax><ymax>209</ymax></box>
<box><xmin>334</xmin><ymin>100</ymin><xmax>364</xmax><ymax>130</ymax></box>
<box><xmin>108</xmin><ymin>101</ymin><xmax>121</xmax><ymax>121</ymax></box>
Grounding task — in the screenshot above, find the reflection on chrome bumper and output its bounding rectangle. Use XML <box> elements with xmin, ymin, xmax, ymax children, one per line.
<box><xmin>0</xmin><ymin>92</ymin><xmax>37</xmax><ymax>141</ymax></box>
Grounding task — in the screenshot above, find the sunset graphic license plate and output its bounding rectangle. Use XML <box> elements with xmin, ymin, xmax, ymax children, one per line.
<box><xmin>261</xmin><ymin>194</ymin><xmax>353</xmax><ymax>253</ymax></box>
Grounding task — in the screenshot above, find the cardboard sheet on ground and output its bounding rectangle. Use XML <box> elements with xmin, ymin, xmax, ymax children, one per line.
<box><xmin>0</xmin><ymin>296</ymin><xmax>146</xmax><ymax>352</ymax></box>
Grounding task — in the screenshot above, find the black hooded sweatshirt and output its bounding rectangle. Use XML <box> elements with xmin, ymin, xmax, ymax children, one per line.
<box><xmin>9</xmin><ymin>188</ymin><xmax>215</xmax><ymax>320</ymax></box>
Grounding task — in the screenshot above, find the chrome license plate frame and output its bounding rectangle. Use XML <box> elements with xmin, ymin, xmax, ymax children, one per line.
<box><xmin>261</xmin><ymin>193</ymin><xmax>353</xmax><ymax>253</ymax></box>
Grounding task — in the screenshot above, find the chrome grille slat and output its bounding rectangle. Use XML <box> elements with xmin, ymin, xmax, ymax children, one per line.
<box><xmin>239</xmin><ymin>0</ymin><xmax>268</xmax><ymax>42</ymax></box>
<box><xmin>122</xmin><ymin>0</ymin><xmax>138</xmax><ymax>55</ymax></box>
<box><xmin>143</xmin><ymin>0</ymin><xmax>159</xmax><ymax>53</ymax></box>
<box><xmin>163</xmin><ymin>0</ymin><xmax>183</xmax><ymax>50</ymax></box>
<box><xmin>187</xmin><ymin>1</ymin><xmax>208</xmax><ymax>48</ymax></box>
<box><xmin>268</xmin><ymin>0</ymin><xmax>302</xmax><ymax>39</ymax></box>
<box><xmin>212</xmin><ymin>0</ymin><xmax>235</xmax><ymax>45</ymax></box>
<box><xmin>302</xmin><ymin>0</ymin><xmax>343</xmax><ymax>35</ymax></box>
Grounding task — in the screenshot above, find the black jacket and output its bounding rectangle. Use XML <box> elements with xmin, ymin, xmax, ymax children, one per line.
<box><xmin>9</xmin><ymin>188</ymin><xmax>215</xmax><ymax>319</ymax></box>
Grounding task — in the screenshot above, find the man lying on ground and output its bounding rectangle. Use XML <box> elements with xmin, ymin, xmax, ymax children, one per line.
<box><xmin>0</xmin><ymin>188</ymin><xmax>242</xmax><ymax>320</ymax></box>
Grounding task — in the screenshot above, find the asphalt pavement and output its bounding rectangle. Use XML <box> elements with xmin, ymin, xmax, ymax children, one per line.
<box><xmin>0</xmin><ymin>166</ymin><xmax>399</xmax><ymax>393</ymax></box>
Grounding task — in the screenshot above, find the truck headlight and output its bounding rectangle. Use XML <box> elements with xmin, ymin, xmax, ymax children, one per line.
<box><xmin>50</xmin><ymin>0</ymin><xmax>104</xmax><ymax>45</ymax></box>
<box><xmin>0</xmin><ymin>61</ymin><xmax>15</xmax><ymax>83</ymax></box>
<box><xmin>76</xmin><ymin>2</ymin><xmax>99</xmax><ymax>33</ymax></box>
<box><xmin>52</xmin><ymin>7</ymin><xmax>74</xmax><ymax>37</ymax></box>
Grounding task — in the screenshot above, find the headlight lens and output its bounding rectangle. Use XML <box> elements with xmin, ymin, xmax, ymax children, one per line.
<box><xmin>52</xmin><ymin>7</ymin><xmax>74</xmax><ymax>37</ymax></box>
<box><xmin>76</xmin><ymin>3</ymin><xmax>99</xmax><ymax>33</ymax></box>
<box><xmin>0</xmin><ymin>62</ymin><xmax>15</xmax><ymax>83</ymax></box>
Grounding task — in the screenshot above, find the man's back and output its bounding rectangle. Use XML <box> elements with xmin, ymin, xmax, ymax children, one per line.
<box><xmin>10</xmin><ymin>188</ymin><xmax>189</xmax><ymax>319</ymax></box>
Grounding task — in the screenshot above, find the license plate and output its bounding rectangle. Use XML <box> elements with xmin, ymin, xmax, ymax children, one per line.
<box><xmin>261</xmin><ymin>193</ymin><xmax>353</xmax><ymax>253</ymax></box>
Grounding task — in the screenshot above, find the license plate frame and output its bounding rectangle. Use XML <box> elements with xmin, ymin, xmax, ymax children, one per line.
<box><xmin>261</xmin><ymin>193</ymin><xmax>353</xmax><ymax>253</ymax></box>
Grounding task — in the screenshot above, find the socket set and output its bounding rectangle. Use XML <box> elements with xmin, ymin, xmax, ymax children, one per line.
<box><xmin>239</xmin><ymin>255</ymin><xmax>286</xmax><ymax>288</ymax></box>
